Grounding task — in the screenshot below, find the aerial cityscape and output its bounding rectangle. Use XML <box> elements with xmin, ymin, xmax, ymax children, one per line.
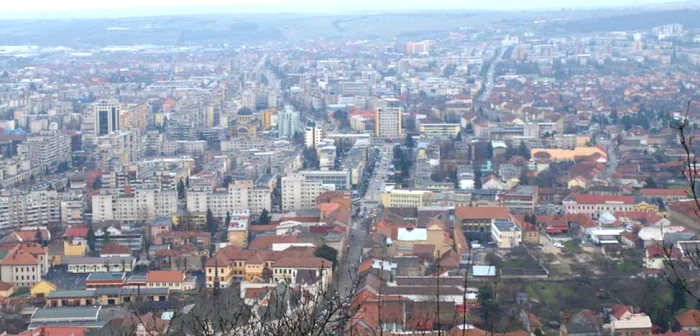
<box><xmin>1</xmin><ymin>1</ymin><xmax>700</xmax><ymax>335</ymax></box>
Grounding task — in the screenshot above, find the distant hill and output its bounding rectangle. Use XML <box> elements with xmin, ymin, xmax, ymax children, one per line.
<box><xmin>551</xmin><ymin>9</ymin><xmax>700</xmax><ymax>34</ymax></box>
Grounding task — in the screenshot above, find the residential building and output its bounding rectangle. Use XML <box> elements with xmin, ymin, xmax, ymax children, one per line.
<box><xmin>675</xmin><ymin>310</ymin><xmax>700</xmax><ymax>334</ymax></box>
<box><xmin>16</xmin><ymin>131</ymin><xmax>71</xmax><ymax>169</ymax></box>
<box><xmin>610</xmin><ymin>314</ymin><xmax>652</xmax><ymax>336</ymax></box>
<box><xmin>530</xmin><ymin>147</ymin><xmax>607</xmax><ymax>162</ymax></box>
<box><xmin>0</xmin><ymin>190</ymin><xmax>60</xmax><ymax>229</ymax></box>
<box><xmin>304</xmin><ymin>126</ymin><xmax>324</xmax><ymax>149</ymax></box>
<box><xmin>379</xmin><ymin>189</ymin><xmax>432</xmax><ymax>208</ymax></box>
<box><xmin>145</xmin><ymin>270</ymin><xmax>196</xmax><ymax>291</ymax></box>
<box><xmin>455</xmin><ymin>206</ymin><xmax>511</xmax><ymax>242</ymax></box>
<box><xmin>205</xmin><ymin>246</ymin><xmax>319</xmax><ymax>287</ymax></box>
<box><xmin>278</xmin><ymin>105</ymin><xmax>300</xmax><ymax>139</ymax></box>
<box><xmin>375</xmin><ymin>107</ymin><xmax>402</xmax><ymax>139</ymax></box>
<box><xmin>639</xmin><ymin>188</ymin><xmax>688</xmax><ymax>202</ymax></box>
<box><xmin>271</xmin><ymin>257</ymin><xmax>333</xmax><ymax>288</ymax></box>
<box><xmin>499</xmin><ymin>186</ymin><xmax>538</xmax><ymax>214</ymax></box>
<box><xmin>491</xmin><ymin>219</ymin><xmax>522</xmax><ymax>249</ymax></box>
<box><xmin>281</xmin><ymin>174</ymin><xmax>332</xmax><ymax>211</ymax></box>
<box><xmin>418</xmin><ymin>123</ymin><xmax>461</xmax><ymax>139</ymax></box>
<box><xmin>92</xmin><ymin>189</ymin><xmax>178</xmax><ymax>222</ymax></box>
<box><xmin>0</xmin><ymin>243</ymin><xmax>49</xmax><ymax>287</ymax></box>
<box><xmin>299</xmin><ymin>170</ymin><xmax>351</xmax><ymax>190</ymax></box>
<box><xmin>563</xmin><ymin>194</ymin><xmax>658</xmax><ymax>217</ymax></box>
<box><xmin>227</xmin><ymin>210</ymin><xmax>250</xmax><ymax>248</ymax></box>
<box><xmin>64</xmin><ymin>256</ymin><xmax>135</xmax><ymax>273</ymax></box>
<box><xmin>186</xmin><ymin>180</ymin><xmax>272</xmax><ymax>217</ymax></box>
<box><xmin>94</xmin><ymin>228</ymin><xmax>143</xmax><ymax>253</ymax></box>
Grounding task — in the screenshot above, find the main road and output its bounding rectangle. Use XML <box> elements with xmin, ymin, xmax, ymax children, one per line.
<box><xmin>477</xmin><ymin>46</ymin><xmax>506</xmax><ymax>103</ymax></box>
<box><xmin>336</xmin><ymin>142</ymin><xmax>394</xmax><ymax>298</ymax></box>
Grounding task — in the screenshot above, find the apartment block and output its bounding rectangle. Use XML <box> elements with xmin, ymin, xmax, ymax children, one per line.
<box><xmin>16</xmin><ymin>131</ymin><xmax>71</xmax><ymax>169</ymax></box>
<box><xmin>375</xmin><ymin>107</ymin><xmax>402</xmax><ymax>139</ymax></box>
<box><xmin>186</xmin><ymin>181</ymin><xmax>272</xmax><ymax>218</ymax></box>
<box><xmin>0</xmin><ymin>190</ymin><xmax>60</xmax><ymax>230</ymax></box>
<box><xmin>92</xmin><ymin>189</ymin><xmax>178</xmax><ymax>223</ymax></box>
<box><xmin>281</xmin><ymin>174</ymin><xmax>332</xmax><ymax>211</ymax></box>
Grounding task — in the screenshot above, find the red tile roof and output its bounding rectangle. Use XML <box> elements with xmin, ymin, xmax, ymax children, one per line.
<box><xmin>0</xmin><ymin>249</ymin><xmax>39</xmax><ymax>265</ymax></box>
<box><xmin>0</xmin><ymin>281</ymin><xmax>13</xmax><ymax>291</ymax></box>
<box><xmin>676</xmin><ymin>309</ymin><xmax>700</xmax><ymax>327</ymax></box>
<box><xmin>640</xmin><ymin>188</ymin><xmax>687</xmax><ymax>197</ymax></box>
<box><xmin>455</xmin><ymin>207</ymin><xmax>510</xmax><ymax>220</ymax></box>
<box><xmin>16</xmin><ymin>327</ymin><xmax>88</xmax><ymax>336</ymax></box>
<box><xmin>248</xmin><ymin>235</ymin><xmax>298</xmax><ymax>249</ymax></box>
<box><xmin>248</xmin><ymin>224</ymin><xmax>278</xmax><ymax>232</ymax></box>
<box><xmin>611</xmin><ymin>304</ymin><xmax>633</xmax><ymax>320</ymax></box>
<box><xmin>273</xmin><ymin>256</ymin><xmax>331</xmax><ymax>269</ymax></box>
<box><xmin>98</xmin><ymin>243</ymin><xmax>130</xmax><ymax>257</ymax></box>
<box><xmin>64</xmin><ymin>226</ymin><xmax>90</xmax><ymax>238</ymax></box>
<box><xmin>145</xmin><ymin>270</ymin><xmax>185</xmax><ymax>283</ymax></box>
<box><xmin>6</xmin><ymin>229</ymin><xmax>49</xmax><ymax>243</ymax></box>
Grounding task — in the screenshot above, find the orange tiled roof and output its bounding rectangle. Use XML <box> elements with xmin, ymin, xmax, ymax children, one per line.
<box><xmin>101</xmin><ymin>242</ymin><xmax>131</xmax><ymax>255</ymax></box>
<box><xmin>455</xmin><ymin>207</ymin><xmax>510</xmax><ymax>220</ymax></box>
<box><xmin>145</xmin><ymin>270</ymin><xmax>185</xmax><ymax>283</ymax></box>
<box><xmin>676</xmin><ymin>309</ymin><xmax>700</xmax><ymax>327</ymax></box>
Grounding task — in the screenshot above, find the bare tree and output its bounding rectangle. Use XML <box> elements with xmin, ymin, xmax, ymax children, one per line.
<box><xmin>662</xmin><ymin>101</ymin><xmax>700</xmax><ymax>328</ymax></box>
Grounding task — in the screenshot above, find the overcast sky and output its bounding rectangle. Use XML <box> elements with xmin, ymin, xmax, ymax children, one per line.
<box><xmin>1</xmin><ymin>0</ymin><xmax>684</xmax><ymax>17</ymax></box>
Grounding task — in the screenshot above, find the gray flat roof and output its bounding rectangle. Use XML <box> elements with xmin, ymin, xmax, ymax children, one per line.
<box><xmin>28</xmin><ymin>321</ymin><xmax>108</xmax><ymax>329</ymax></box>
<box><xmin>86</xmin><ymin>272</ymin><xmax>126</xmax><ymax>281</ymax></box>
<box><xmin>127</xmin><ymin>275</ymin><xmax>147</xmax><ymax>282</ymax></box>
<box><xmin>32</xmin><ymin>306</ymin><xmax>100</xmax><ymax>322</ymax></box>
<box><xmin>47</xmin><ymin>290</ymin><xmax>96</xmax><ymax>299</ymax></box>
<box><xmin>493</xmin><ymin>219</ymin><xmax>518</xmax><ymax>231</ymax></box>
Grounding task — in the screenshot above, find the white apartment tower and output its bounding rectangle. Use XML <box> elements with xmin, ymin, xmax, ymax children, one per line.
<box><xmin>281</xmin><ymin>174</ymin><xmax>332</xmax><ymax>211</ymax></box>
<box><xmin>186</xmin><ymin>181</ymin><xmax>272</xmax><ymax>218</ymax></box>
<box><xmin>375</xmin><ymin>107</ymin><xmax>402</xmax><ymax>139</ymax></box>
<box><xmin>0</xmin><ymin>190</ymin><xmax>60</xmax><ymax>229</ymax></box>
<box><xmin>304</xmin><ymin>126</ymin><xmax>324</xmax><ymax>149</ymax></box>
<box><xmin>16</xmin><ymin>131</ymin><xmax>71</xmax><ymax>169</ymax></box>
<box><xmin>278</xmin><ymin>105</ymin><xmax>300</xmax><ymax>139</ymax></box>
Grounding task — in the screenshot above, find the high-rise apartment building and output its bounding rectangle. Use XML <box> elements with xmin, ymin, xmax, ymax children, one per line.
<box><xmin>93</xmin><ymin>100</ymin><xmax>121</xmax><ymax>136</ymax></box>
<box><xmin>375</xmin><ymin>107</ymin><xmax>402</xmax><ymax>139</ymax></box>
<box><xmin>186</xmin><ymin>181</ymin><xmax>272</xmax><ymax>218</ymax></box>
<box><xmin>304</xmin><ymin>126</ymin><xmax>324</xmax><ymax>149</ymax></box>
<box><xmin>0</xmin><ymin>190</ymin><xmax>60</xmax><ymax>229</ymax></box>
<box><xmin>281</xmin><ymin>174</ymin><xmax>333</xmax><ymax>211</ymax></box>
<box><xmin>277</xmin><ymin>105</ymin><xmax>300</xmax><ymax>139</ymax></box>
<box><xmin>92</xmin><ymin>189</ymin><xmax>178</xmax><ymax>223</ymax></box>
<box><xmin>16</xmin><ymin>131</ymin><xmax>71</xmax><ymax>169</ymax></box>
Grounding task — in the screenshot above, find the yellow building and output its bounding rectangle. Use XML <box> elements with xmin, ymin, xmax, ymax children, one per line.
<box><xmin>391</xmin><ymin>220</ymin><xmax>453</xmax><ymax>258</ymax></box>
<box><xmin>243</xmin><ymin>258</ymin><xmax>268</xmax><ymax>281</ymax></box>
<box><xmin>172</xmin><ymin>212</ymin><xmax>207</xmax><ymax>230</ymax></box>
<box><xmin>567</xmin><ymin>176</ymin><xmax>589</xmax><ymax>190</ymax></box>
<box><xmin>380</xmin><ymin>190</ymin><xmax>431</xmax><ymax>208</ymax></box>
<box><xmin>261</xmin><ymin>109</ymin><xmax>275</xmax><ymax>130</ymax></box>
<box><xmin>418</xmin><ymin>123</ymin><xmax>461</xmax><ymax>139</ymax></box>
<box><xmin>30</xmin><ymin>280</ymin><xmax>57</xmax><ymax>299</ymax></box>
<box><xmin>633</xmin><ymin>202</ymin><xmax>660</xmax><ymax>213</ymax></box>
<box><xmin>63</xmin><ymin>241</ymin><xmax>87</xmax><ymax>257</ymax></box>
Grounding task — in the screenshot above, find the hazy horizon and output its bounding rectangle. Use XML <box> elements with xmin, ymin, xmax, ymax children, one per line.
<box><xmin>0</xmin><ymin>0</ymin><xmax>691</xmax><ymax>19</ymax></box>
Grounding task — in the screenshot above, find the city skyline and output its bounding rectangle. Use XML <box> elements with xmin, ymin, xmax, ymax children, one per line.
<box><xmin>0</xmin><ymin>0</ymin><xmax>686</xmax><ymax>19</ymax></box>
